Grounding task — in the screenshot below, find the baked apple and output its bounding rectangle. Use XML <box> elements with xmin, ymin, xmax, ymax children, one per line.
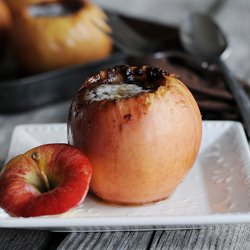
<box><xmin>0</xmin><ymin>143</ymin><xmax>92</xmax><ymax>217</ymax></box>
<box><xmin>9</xmin><ymin>0</ymin><xmax>112</xmax><ymax>73</ymax></box>
<box><xmin>68</xmin><ymin>65</ymin><xmax>202</xmax><ymax>205</ymax></box>
<box><xmin>0</xmin><ymin>0</ymin><xmax>11</xmax><ymax>57</ymax></box>
<box><xmin>0</xmin><ymin>0</ymin><xmax>11</xmax><ymax>29</ymax></box>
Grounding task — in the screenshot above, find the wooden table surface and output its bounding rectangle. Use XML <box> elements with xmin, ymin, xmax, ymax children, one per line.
<box><xmin>1</xmin><ymin>224</ymin><xmax>250</xmax><ymax>249</ymax></box>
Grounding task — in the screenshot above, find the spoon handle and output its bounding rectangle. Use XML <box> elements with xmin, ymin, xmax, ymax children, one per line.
<box><xmin>218</xmin><ymin>60</ymin><xmax>250</xmax><ymax>138</ymax></box>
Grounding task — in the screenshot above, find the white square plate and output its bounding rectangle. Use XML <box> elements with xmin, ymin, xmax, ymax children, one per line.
<box><xmin>0</xmin><ymin>121</ymin><xmax>250</xmax><ymax>232</ymax></box>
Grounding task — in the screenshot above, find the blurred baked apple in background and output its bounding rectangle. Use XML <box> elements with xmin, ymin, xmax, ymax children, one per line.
<box><xmin>0</xmin><ymin>0</ymin><xmax>11</xmax><ymax>30</ymax></box>
<box><xmin>5</xmin><ymin>0</ymin><xmax>56</xmax><ymax>12</ymax></box>
<box><xmin>68</xmin><ymin>65</ymin><xmax>202</xmax><ymax>205</ymax></box>
<box><xmin>0</xmin><ymin>0</ymin><xmax>11</xmax><ymax>58</ymax></box>
<box><xmin>9</xmin><ymin>0</ymin><xmax>112</xmax><ymax>73</ymax></box>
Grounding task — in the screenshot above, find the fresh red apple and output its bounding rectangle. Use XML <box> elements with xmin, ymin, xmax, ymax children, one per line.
<box><xmin>0</xmin><ymin>143</ymin><xmax>92</xmax><ymax>217</ymax></box>
<box><xmin>68</xmin><ymin>65</ymin><xmax>202</xmax><ymax>205</ymax></box>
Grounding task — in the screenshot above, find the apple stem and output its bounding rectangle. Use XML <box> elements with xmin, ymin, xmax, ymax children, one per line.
<box><xmin>31</xmin><ymin>152</ymin><xmax>51</xmax><ymax>192</ymax></box>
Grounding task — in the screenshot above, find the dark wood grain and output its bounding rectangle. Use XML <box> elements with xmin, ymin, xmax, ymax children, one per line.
<box><xmin>1</xmin><ymin>226</ymin><xmax>250</xmax><ymax>249</ymax></box>
<box><xmin>0</xmin><ymin>229</ymin><xmax>51</xmax><ymax>250</ymax></box>
<box><xmin>57</xmin><ymin>225</ymin><xmax>250</xmax><ymax>250</ymax></box>
<box><xmin>0</xmin><ymin>229</ymin><xmax>67</xmax><ymax>250</ymax></box>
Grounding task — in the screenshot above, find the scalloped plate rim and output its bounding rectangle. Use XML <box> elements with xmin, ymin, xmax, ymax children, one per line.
<box><xmin>1</xmin><ymin>121</ymin><xmax>250</xmax><ymax>231</ymax></box>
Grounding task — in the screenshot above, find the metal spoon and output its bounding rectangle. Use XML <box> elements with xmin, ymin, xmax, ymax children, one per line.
<box><xmin>180</xmin><ymin>13</ymin><xmax>250</xmax><ymax>137</ymax></box>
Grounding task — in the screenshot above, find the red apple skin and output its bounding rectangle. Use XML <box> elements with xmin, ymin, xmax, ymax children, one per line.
<box><xmin>68</xmin><ymin>65</ymin><xmax>202</xmax><ymax>205</ymax></box>
<box><xmin>0</xmin><ymin>143</ymin><xmax>92</xmax><ymax>217</ymax></box>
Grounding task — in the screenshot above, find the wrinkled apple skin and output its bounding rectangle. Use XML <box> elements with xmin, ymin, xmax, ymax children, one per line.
<box><xmin>68</xmin><ymin>65</ymin><xmax>202</xmax><ymax>205</ymax></box>
<box><xmin>0</xmin><ymin>143</ymin><xmax>92</xmax><ymax>217</ymax></box>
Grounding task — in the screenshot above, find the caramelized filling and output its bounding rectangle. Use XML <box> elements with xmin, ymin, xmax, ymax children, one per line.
<box><xmin>28</xmin><ymin>1</ymin><xmax>84</xmax><ymax>17</ymax></box>
<box><xmin>81</xmin><ymin>65</ymin><xmax>170</xmax><ymax>102</ymax></box>
<box><xmin>84</xmin><ymin>84</ymin><xmax>150</xmax><ymax>102</ymax></box>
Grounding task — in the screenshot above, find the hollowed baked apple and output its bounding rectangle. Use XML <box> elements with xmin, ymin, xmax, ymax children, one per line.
<box><xmin>0</xmin><ymin>0</ymin><xmax>11</xmax><ymax>57</ymax></box>
<box><xmin>9</xmin><ymin>0</ymin><xmax>112</xmax><ymax>73</ymax></box>
<box><xmin>68</xmin><ymin>65</ymin><xmax>202</xmax><ymax>205</ymax></box>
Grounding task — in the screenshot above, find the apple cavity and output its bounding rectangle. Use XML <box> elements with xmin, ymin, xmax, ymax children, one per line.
<box><xmin>0</xmin><ymin>144</ymin><xmax>92</xmax><ymax>217</ymax></box>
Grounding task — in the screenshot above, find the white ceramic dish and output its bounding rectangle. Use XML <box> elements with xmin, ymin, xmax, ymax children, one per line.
<box><xmin>0</xmin><ymin>121</ymin><xmax>250</xmax><ymax>232</ymax></box>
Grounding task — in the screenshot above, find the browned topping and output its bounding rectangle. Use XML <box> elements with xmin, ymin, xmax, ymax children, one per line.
<box><xmin>83</xmin><ymin>65</ymin><xmax>170</xmax><ymax>95</ymax></box>
<box><xmin>70</xmin><ymin>65</ymin><xmax>172</xmax><ymax>116</ymax></box>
